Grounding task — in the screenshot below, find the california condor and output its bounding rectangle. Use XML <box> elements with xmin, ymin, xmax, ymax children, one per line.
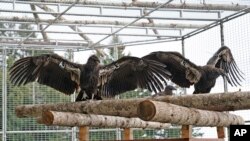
<box><xmin>9</xmin><ymin>54</ymin><xmax>171</xmax><ymax>101</ymax></box>
<box><xmin>143</xmin><ymin>46</ymin><xmax>244</xmax><ymax>94</ymax></box>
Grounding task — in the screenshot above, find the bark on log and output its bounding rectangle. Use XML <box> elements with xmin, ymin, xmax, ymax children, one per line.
<box><xmin>16</xmin><ymin>99</ymin><xmax>143</xmax><ymax>118</ymax></box>
<box><xmin>38</xmin><ymin>111</ymin><xmax>171</xmax><ymax>129</ymax></box>
<box><xmin>31</xmin><ymin>0</ymin><xmax>250</xmax><ymax>11</ymax></box>
<box><xmin>137</xmin><ymin>100</ymin><xmax>244</xmax><ymax>126</ymax></box>
<box><xmin>16</xmin><ymin>91</ymin><xmax>250</xmax><ymax>118</ymax></box>
<box><xmin>0</xmin><ymin>16</ymin><xmax>205</xmax><ymax>29</ymax></box>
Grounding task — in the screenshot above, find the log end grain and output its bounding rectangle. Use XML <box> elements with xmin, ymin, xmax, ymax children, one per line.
<box><xmin>41</xmin><ymin>111</ymin><xmax>54</xmax><ymax>125</ymax></box>
<box><xmin>137</xmin><ymin>100</ymin><xmax>156</xmax><ymax>121</ymax></box>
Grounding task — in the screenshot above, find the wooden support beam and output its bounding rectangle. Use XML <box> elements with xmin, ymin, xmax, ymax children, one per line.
<box><xmin>0</xmin><ymin>16</ymin><xmax>205</xmax><ymax>29</ymax></box>
<box><xmin>37</xmin><ymin>111</ymin><xmax>171</xmax><ymax>129</ymax></box>
<box><xmin>124</xmin><ymin>128</ymin><xmax>133</xmax><ymax>140</ymax></box>
<box><xmin>137</xmin><ymin>100</ymin><xmax>244</xmax><ymax>126</ymax></box>
<box><xmin>182</xmin><ymin>125</ymin><xmax>192</xmax><ymax>138</ymax></box>
<box><xmin>217</xmin><ymin>127</ymin><xmax>225</xmax><ymax>139</ymax></box>
<box><xmin>32</xmin><ymin>0</ymin><xmax>250</xmax><ymax>11</ymax></box>
<box><xmin>79</xmin><ymin>126</ymin><xmax>89</xmax><ymax>141</ymax></box>
<box><xmin>30</xmin><ymin>4</ymin><xmax>49</xmax><ymax>41</ymax></box>
<box><xmin>35</xmin><ymin>4</ymin><xmax>106</xmax><ymax>57</ymax></box>
<box><xmin>16</xmin><ymin>91</ymin><xmax>250</xmax><ymax>118</ymax></box>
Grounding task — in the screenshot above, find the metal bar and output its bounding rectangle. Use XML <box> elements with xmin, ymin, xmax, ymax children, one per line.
<box><xmin>6</xmin><ymin>128</ymin><xmax>123</xmax><ymax>134</ymax></box>
<box><xmin>0</xmin><ymin>21</ymin><xmax>200</xmax><ymax>31</ymax></box>
<box><xmin>0</xmin><ymin>16</ymin><xmax>196</xmax><ymax>29</ymax></box>
<box><xmin>0</xmin><ymin>9</ymin><xmax>219</xmax><ymax>21</ymax></box>
<box><xmin>1</xmin><ymin>48</ymin><xmax>7</xmax><ymax>141</ymax></box>
<box><xmin>94</xmin><ymin>38</ymin><xmax>181</xmax><ymax>50</ymax></box>
<box><xmin>18</xmin><ymin>0</ymin><xmax>79</xmax><ymax>45</ymax></box>
<box><xmin>219</xmin><ymin>15</ymin><xmax>228</xmax><ymax>93</ymax></box>
<box><xmin>0</xmin><ymin>36</ymin><xmax>89</xmax><ymax>43</ymax></box>
<box><xmin>68</xmin><ymin>50</ymin><xmax>77</xmax><ymax>141</ymax></box>
<box><xmin>0</xmin><ymin>47</ymin><xmax>74</xmax><ymax>51</ymax></box>
<box><xmin>6</xmin><ymin>130</ymin><xmax>73</xmax><ymax>134</ymax></box>
<box><xmin>0</xmin><ymin>28</ymin><xmax>181</xmax><ymax>38</ymax></box>
<box><xmin>0</xmin><ymin>36</ymin><xmax>181</xmax><ymax>51</ymax></box>
<box><xmin>181</xmin><ymin>35</ymin><xmax>187</xmax><ymax>95</ymax></box>
<box><xmin>0</xmin><ymin>40</ymin><xmax>88</xmax><ymax>48</ymax></box>
<box><xmin>88</xmin><ymin>0</ymin><xmax>174</xmax><ymax>48</ymax></box>
<box><xmin>183</xmin><ymin>8</ymin><xmax>250</xmax><ymax>39</ymax></box>
<box><xmin>32</xmin><ymin>50</ymin><xmax>36</xmax><ymax>104</ymax></box>
<box><xmin>0</xmin><ymin>0</ymin><xmax>225</xmax><ymax>13</ymax></box>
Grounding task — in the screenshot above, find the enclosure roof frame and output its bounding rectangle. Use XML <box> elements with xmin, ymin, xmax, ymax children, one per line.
<box><xmin>0</xmin><ymin>0</ymin><xmax>249</xmax><ymax>51</ymax></box>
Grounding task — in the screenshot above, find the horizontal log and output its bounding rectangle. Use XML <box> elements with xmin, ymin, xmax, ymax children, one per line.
<box><xmin>15</xmin><ymin>99</ymin><xmax>143</xmax><ymax>118</ymax></box>
<box><xmin>29</xmin><ymin>0</ymin><xmax>249</xmax><ymax>11</ymax></box>
<box><xmin>15</xmin><ymin>91</ymin><xmax>250</xmax><ymax>118</ymax></box>
<box><xmin>0</xmin><ymin>16</ymin><xmax>205</xmax><ymax>29</ymax></box>
<box><xmin>137</xmin><ymin>100</ymin><xmax>244</xmax><ymax>126</ymax></box>
<box><xmin>153</xmin><ymin>91</ymin><xmax>250</xmax><ymax>111</ymax></box>
<box><xmin>38</xmin><ymin>111</ymin><xmax>171</xmax><ymax>129</ymax></box>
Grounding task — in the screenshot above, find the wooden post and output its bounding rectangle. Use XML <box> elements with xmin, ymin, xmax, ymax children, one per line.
<box><xmin>79</xmin><ymin>126</ymin><xmax>89</xmax><ymax>141</ymax></box>
<box><xmin>124</xmin><ymin>128</ymin><xmax>133</xmax><ymax>140</ymax></box>
<box><xmin>217</xmin><ymin>126</ymin><xmax>225</xmax><ymax>139</ymax></box>
<box><xmin>182</xmin><ymin>125</ymin><xmax>192</xmax><ymax>138</ymax></box>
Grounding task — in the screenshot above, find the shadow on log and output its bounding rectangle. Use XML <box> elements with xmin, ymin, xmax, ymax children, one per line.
<box><xmin>137</xmin><ymin>100</ymin><xmax>244</xmax><ymax>126</ymax></box>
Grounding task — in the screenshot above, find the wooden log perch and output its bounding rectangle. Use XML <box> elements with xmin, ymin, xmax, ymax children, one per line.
<box><xmin>37</xmin><ymin>111</ymin><xmax>171</xmax><ymax>129</ymax></box>
<box><xmin>15</xmin><ymin>91</ymin><xmax>250</xmax><ymax>118</ymax></box>
<box><xmin>153</xmin><ymin>91</ymin><xmax>250</xmax><ymax>112</ymax></box>
<box><xmin>15</xmin><ymin>99</ymin><xmax>142</xmax><ymax>118</ymax></box>
<box><xmin>137</xmin><ymin>100</ymin><xmax>244</xmax><ymax>127</ymax></box>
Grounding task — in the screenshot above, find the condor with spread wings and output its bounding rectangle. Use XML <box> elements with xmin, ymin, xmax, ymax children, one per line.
<box><xmin>9</xmin><ymin>54</ymin><xmax>171</xmax><ymax>101</ymax></box>
<box><xmin>143</xmin><ymin>46</ymin><xmax>244</xmax><ymax>94</ymax></box>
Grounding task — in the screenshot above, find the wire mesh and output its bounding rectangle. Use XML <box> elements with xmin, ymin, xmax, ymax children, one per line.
<box><xmin>184</xmin><ymin>13</ymin><xmax>250</xmax><ymax>138</ymax></box>
<box><xmin>89</xmin><ymin>128</ymin><xmax>116</xmax><ymax>141</ymax></box>
<box><xmin>185</xmin><ymin>25</ymin><xmax>223</xmax><ymax>94</ymax></box>
<box><xmin>6</xmin><ymin>132</ymin><xmax>72</xmax><ymax>141</ymax></box>
<box><xmin>223</xmin><ymin>13</ymin><xmax>250</xmax><ymax>123</ymax></box>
